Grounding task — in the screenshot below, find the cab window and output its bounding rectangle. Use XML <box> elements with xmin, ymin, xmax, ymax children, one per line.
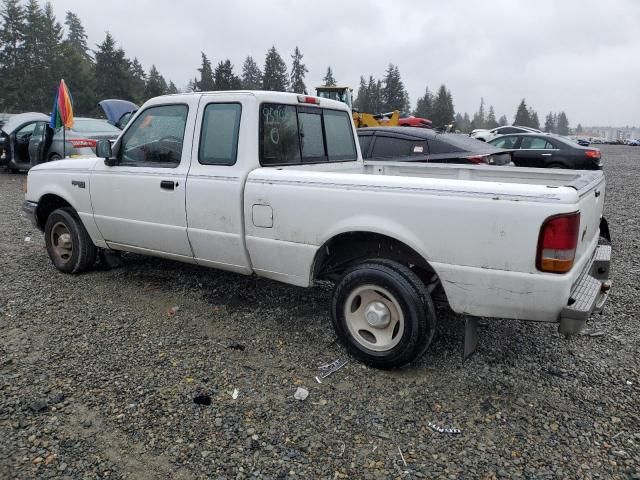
<box><xmin>260</xmin><ymin>103</ymin><xmax>356</xmax><ymax>166</ymax></box>
<box><xmin>199</xmin><ymin>103</ymin><xmax>242</xmax><ymax>166</ymax></box>
<box><xmin>118</xmin><ymin>104</ymin><xmax>188</xmax><ymax>167</ymax></box>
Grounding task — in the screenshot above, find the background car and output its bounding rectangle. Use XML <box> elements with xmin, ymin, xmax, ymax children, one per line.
<box><xmin>358</xmin><ymin>127</ymin><xmax>513</xmax><ymax>165</ymax></box>
<box><xmin>628</xmin><ymin>139</ymin><xmax>640</xmax><ymax>146</ymax></box>
<box><xmin>470</xmin><ymin>125</ymin><xmax>541</xmax><ymax>142</ymax></box>
<box><xmin>1</xmin><ymin>114</ymin><xmax>121</xmax><ymax>172</ymax></box>
<box><xmin>98</xmin><ymin>99</ymin><xmax>138</xmax><ymax>129</ymax></box>
<box><xmin>488</xmin><ymin>133</ymin><xmax>602</xmax><ymax>169</ymax></box>
<box><xmin>398</xmin><ymin>112</ymin><xmax>433</xmax><ymax>128</ymax></box>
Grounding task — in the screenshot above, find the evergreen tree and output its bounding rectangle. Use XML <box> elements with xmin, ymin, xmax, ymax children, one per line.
<box><xmin>529</xmin><ymin>109</ymin><xmax>540</xmax><ymax>130</ymax></box>
<box><xmin>462</xmin><ymin>112</ymin><xmax>472</xmax><ymax>132</ymax></box>
<box><xmin>21</xmin><ymin>0</ymin><xmax>47</xmax><ymax>111</ymax></box>
<box><xmin>322</xmin><ymin>66</ymin><xmax>336</xmax><ymax>86</ymax></box>
<box><xmin>213</xmin><ymin>59</ymin><xmax>241</xmax><ymax>90</ymax></box>
<box><xmin>63</xmin><ymin>11</ymin><xmax>88</xmax><ymax>58</ymax></box>
<box><xmin>262</xmin><ymin>46</ymin><xmax>288</xmax><ymax>91</ymax></box>
<box><xmin>472</xmin><ymin>97</ymin><xmax>486</xmax><ymax>130</ymax></box>
<box><xmin>186</xmin><ymin>77</ymin><xmax>196</xmax><ymax>92</ymax></box>
<box><xmin>59</xmin><ymin>36</ymin><xmax>95</xmax><ymax>114</ymax></box>
<box><xmin>514</xmin><ymin>99</ymin><xmax>531</xmax><ymax>126</ymax></box>
<box><xmin>21</xmin><ymin>1</ymin><xmax>65</xmax><ymax>111</ymax></box>
<box><xmin>486</xmin><ymin>105</ymin><xmax>498</xmax><ymax>129</ymax></box>
<box><xmin>498</xmin><ymin>114</ymin><xmax>508</xmax><ymax>126</ymax></box>
<box><xmin>144</xmin><ymin>64</ymin><xmax>167</xmax><ymax>99</ymax></box>
<box><xmin>57</xmin><ymin>9</ymin><xmax>95</xmax><ymax>114</ymax></box>
<box><xmin>94</xmin><ymin>32</ymin><xmax>134</xmax><ymax>101</ymax></box>
<box><xmin>241</xmin><ymin>55</ymin><xmax>262</xmax><ymax>89</ymax></box>
<box><xmin>557</xmin><ymin>111</ymin><xmax>570</xmax><ymax>135</ymax></box>
<box><xmin>195</xmin><ymin>52</ymin><xmax>215</xmax><ymax>91</ymax></box>
<box><xmin>128</xmin><ymin>57</ymin><xmax>146</xmax><ymax>103</ymax></box>
<box><xmin>414</xmin><ymin>86</ymin><xmax>433</xmax><ymax>119</ymax></box>
<box><xmin>382</xmin><ymin>64</ymin><xmax>409</xmax><ymax>112</ymax></box>
<box><xmin>0</xmin><ymin>0</ymin><xmax>26</xmax><ymax>111</ymax></box>
<box><xmin>431</xmin><ymin>84</ymin><xmax>455</xmax><ymax>128</ymax></box>
<box><xmin>543</xmin><ymin>113</ymin><xmax>555</xmax><ymax>133</ymax></box>
<box><xmin>454</xmin><ymin>112</ymin><xmax>471</xmax><ymax>133</ymax></box>
<box><xmin>576</xmin><ymin>123</ymin><xmax>583</xmax><ymax>134</ymax></box>
<box><xmin>289</xmin><ymin>46</ymin><xmax>307</xmax><ymax>94</ymax></box>
<box><xmin>354</xmin><ymin>76</ymin><xmax>369</xmax><ymax>111</ymax></box>
<box><xmin>370</xmin><ymin>77</ymin><xmax>384</xmax><ymax>113</ymax></box>
<box><xmin>552</xmin><ymin>113</ymin><xmax>559</xmax><ymax>133</ymax></box>
<box><xmin>167</xmin><ymin>80</ymin><xmax>178</xmax><ymax>94</ymax></box>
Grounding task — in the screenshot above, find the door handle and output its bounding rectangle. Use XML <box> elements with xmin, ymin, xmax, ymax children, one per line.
<box><xmin>160</xmin><ymin>180</ymin><xmax>176</xmax><ymax>190</ymax></box>
<box><xmin>541</xmin><ymin>153</ymin><xmax>553</xmax><ymax>156</ymax></box>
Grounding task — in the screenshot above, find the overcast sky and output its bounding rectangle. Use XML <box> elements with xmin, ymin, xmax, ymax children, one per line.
<box><xmin>50</xmin><ymin>0</ymin><xmax>639</xmax><ymax>126</ymax></box>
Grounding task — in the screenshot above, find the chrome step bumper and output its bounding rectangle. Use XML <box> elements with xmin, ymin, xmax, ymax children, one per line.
<box><xmin>559</xmin><ymin>245</ymin><xmax>611</xmax><ymax>335</ymax></box>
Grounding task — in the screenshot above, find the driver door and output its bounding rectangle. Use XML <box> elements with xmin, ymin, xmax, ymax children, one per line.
<box><xmin>28</xmin><ymin>122</ymin><xmax>52</xmax><ymax>166</ymax></box>
<box><xmin>90</xmin><ymin>100</ymin><xmax>197</xmax><ymax>258</ymax></box>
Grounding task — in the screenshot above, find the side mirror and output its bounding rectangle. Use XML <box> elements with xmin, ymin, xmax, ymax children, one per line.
<box><xmin>96</xmin><ymin>139</ymin><xmax>116</xmax><ymax>166</ymax></box>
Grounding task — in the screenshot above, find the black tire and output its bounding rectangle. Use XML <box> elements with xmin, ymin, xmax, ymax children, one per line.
<box><xmin>49</xmin><ymin>154</ymin><xmax>62</xmax><ymax>161</ymax></box>
<box><xmin>44</xmin><ymin>207</ymin><xmax>97</xmax><ymax>274</ymax></box>
<box><xmin>331</xmin><ymin>260</ymin><xmax>437</xmax><ymax>368</ymax></box>
<box><xmin>547</xmin><ymin>163</ymin><xmax>566</xmax><ymax>169</ymax></box>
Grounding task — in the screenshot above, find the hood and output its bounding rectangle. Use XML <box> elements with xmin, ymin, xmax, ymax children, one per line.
<box><xmin>98</xmin><ymin>99</ymin><xmax>138</xmax><ymax>126</ymax></box>
<box><xmin>1</xmin><ymin>112</ymin><xmax>49</xmax><ymax>135</ymax></box>
<box><xmin>30</xmin><ymin>156</ymin><xmax>101</xmax><ymax>173</ymax></box>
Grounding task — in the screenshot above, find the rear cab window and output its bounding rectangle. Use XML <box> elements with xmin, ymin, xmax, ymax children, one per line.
<box><xmin>260</xmin><ymin>103</ymin><xmax>357</xmax><ymax>166</ymax></box>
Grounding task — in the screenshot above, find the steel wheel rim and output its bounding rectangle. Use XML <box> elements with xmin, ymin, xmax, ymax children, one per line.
<box><xmin>343</xmin><ymin>284</ymin><xmax>404</xmax><ymax>352</ymax></box>
<box><xmin>50</xmin><ymin>221</ymin><xmax>73</xmax><ymax>264</ymax></box>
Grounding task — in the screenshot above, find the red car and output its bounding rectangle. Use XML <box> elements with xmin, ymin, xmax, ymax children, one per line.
<box><xmin>398</xmin><ymin>113</ymin><xmax>432</xmax><ymax>128</ymax></box>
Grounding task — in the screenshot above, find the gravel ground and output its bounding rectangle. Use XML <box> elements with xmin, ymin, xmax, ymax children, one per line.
<box><xmin>1</xmin><ymin>146</ymin><xmax>639</xmax><ymax>479</ymax></box>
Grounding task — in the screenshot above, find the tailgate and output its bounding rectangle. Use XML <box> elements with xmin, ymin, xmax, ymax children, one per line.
<box><xmin>573</xmin><ymin>172</ymin><xmax>606</xmax><ymax>264</ymax></box>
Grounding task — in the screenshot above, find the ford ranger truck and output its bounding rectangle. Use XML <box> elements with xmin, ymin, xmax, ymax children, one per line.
<box><xmin>23</xmin><ymin>91</ymin><xmax>611</xmax><ymax>368</ymax></box>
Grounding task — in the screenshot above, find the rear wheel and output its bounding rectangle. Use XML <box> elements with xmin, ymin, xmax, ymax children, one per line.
<box><xmin>331</xmin><ymin>260</ymin><xmax>436</xmax><ymax>368</ymax></box>
<box><xmin>49</xmin><ymin>154</ymin><xmax>62</xmax><ymax>161</ymax></box>
<box><xmin>548</xmin><ymin>163</ymin><xmax>565</xmax><ymax>169</ymax></box>
<box><xmin>44</xmin><ymin>208</ymin><xmax>97</xmax><ymax>273</ymax></box>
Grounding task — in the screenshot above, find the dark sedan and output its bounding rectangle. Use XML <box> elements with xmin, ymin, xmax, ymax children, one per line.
<box><xmin>358</xmin><ymin>127</ymin><xmax>513</xmax><ymax>165</ymax></box>
<box><xmin>488</xmin><ymin>133</ymin><xmax>602</xmax><ymax>169</ymax></box>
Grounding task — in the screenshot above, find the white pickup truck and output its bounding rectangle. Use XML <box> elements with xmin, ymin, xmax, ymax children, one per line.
<box><xmin>23</xmin><ymin>91</ymin><xmax>611</xmax><ymax>368</ymax></box>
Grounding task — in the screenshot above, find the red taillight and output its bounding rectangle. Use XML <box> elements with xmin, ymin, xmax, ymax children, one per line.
<box><xmin>585</xmin><ymin>149</ymin><xmax>601</xmax><ymax>159</ymax></box>
<box><xmin>68</xmin><ymin>139</ymin><xmax>97</xmax><ymax>148</ymax></box>
<box><xmin>466</xmin><ymin>155</ymin><xmax>490</xmax><ymax>164</ymax></box>
<box><xmin>297</xmin><ymin>95</ymin><xmax>320</xmax><ymax>105</ymax></box>
<box><xmin>536</xmin><ymin>212</ymin><xmax>581</xmax><ymax>273</ymax></box>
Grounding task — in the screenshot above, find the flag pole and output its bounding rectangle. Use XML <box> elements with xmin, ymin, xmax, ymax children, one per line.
<box><xmin>63</xmin><ymin>126</ymin><xmax>66</xmax><ymax>158</ymax></box>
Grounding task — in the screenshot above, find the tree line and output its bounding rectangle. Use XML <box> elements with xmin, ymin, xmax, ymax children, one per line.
<box><xmin>0</xmin><ymin>0</ymin><xmax>572</xmax><ymax>133</ymax></box>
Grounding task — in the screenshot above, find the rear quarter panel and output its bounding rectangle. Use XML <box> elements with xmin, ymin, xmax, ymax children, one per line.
<box><xmin>243</xmin><ymin>167</ymin><xmax>588</xmax><ymax>320</ymax></box>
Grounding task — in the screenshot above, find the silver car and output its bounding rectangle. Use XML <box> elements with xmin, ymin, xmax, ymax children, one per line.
<box><xmin>1</xmin><ymin>100</ymin><xmax>137</xmax><ymax>172</ymax></box>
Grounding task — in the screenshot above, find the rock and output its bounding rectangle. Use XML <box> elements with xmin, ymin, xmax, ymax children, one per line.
<box><xmin>293</xmin><ymin>387</ymin><xmax>309</xmax><ymax>401</ymax></box>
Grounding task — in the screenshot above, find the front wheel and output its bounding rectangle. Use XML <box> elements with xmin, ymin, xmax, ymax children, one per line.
<box><xmin>331</xmin><ymin>260</ymin><xmax>436</xmax><ymax>368</ymax></box>
<box><xmin>44</xmin><ymin>208</ymin><xmax>97</xmax><ymax>273</ymax></box>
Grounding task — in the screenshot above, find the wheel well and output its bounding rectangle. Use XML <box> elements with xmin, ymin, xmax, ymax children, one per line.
<box><xmin>35</xmin><ymin>194</ymin><xmax>73</xmax><ymax>230</ymax></box>
<box><xmin>312</xmin><ymin>231</ymin><xmax>438</xmax><ymax>285</ymax></box>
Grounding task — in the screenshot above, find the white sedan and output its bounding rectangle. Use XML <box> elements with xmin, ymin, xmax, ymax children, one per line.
<box><xmin>471</xmin><ymin>125</ymin><xmax>541</xmax><ymax>142</ymax></box>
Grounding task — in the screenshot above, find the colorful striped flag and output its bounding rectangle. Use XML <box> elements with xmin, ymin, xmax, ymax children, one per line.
<box><xmin>49</xmin><ymin>79</ymin><xmax>74</xmax><ymax>129</ymax></box>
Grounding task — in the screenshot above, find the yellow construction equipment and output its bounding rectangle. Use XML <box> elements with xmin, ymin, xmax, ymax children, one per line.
<box><xmin>315</xmin><ymin>86</ymin><xmax>400</xmax><ymax>128</ymax></box>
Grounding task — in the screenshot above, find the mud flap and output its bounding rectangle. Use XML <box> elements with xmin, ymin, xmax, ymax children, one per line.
<box><xmin>463</xmin><ymin>315</ymin><xmax>479</xmax><ymax>362</ymax></box>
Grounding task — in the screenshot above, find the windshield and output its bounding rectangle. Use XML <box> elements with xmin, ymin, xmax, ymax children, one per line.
<box><xmin>73</xmin><ymin>118</ymin><xmax>121</xmax><ymax>133</ymax></box>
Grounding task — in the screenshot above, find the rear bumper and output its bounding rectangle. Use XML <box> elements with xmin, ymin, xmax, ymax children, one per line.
<box><xmin>558</xmin><ymin>244</ymin><xmax>611</xmax><ymax>335</ymax></box>
<box><xmin>22</xmin><ymin>200</ymin><xmax>39</xmax><ymax>229</ymax></box>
